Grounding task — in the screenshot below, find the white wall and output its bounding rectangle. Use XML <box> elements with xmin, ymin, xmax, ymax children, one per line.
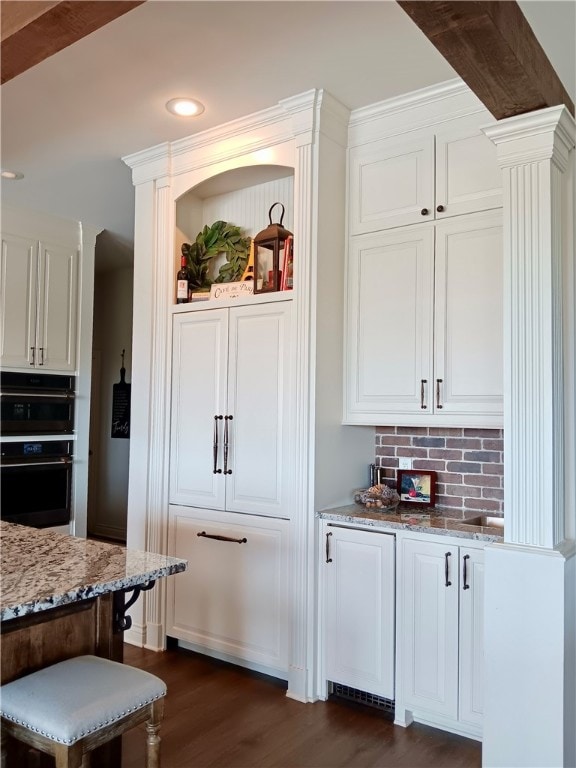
<box><xmin>89</xmin><ymin>263</ymin><xmax>133</xmax><ymax>541</ymax></box>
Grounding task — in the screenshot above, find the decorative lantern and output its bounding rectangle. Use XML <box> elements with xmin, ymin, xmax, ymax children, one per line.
<box><xmin>253</xmin><ymin>202</ymin><xmax>293</xmax><ymax>293</ymax></box>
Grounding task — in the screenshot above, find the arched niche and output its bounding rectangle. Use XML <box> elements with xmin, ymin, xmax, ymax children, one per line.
<box><xmin>174</xmin><ymin>164</ymin><xmax>295</xmax><ymax>285</ymax></box>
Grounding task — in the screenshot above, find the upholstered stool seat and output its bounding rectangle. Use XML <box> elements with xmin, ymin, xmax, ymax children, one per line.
<box><xmin>0</xmin><ymin>655</ymin><xmax>167</xmax><ymax>768</ymax></box>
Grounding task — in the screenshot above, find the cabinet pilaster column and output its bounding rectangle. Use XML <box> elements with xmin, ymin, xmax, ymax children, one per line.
<box><xmin>482</xmin><ymin>107</ymin><xmax>576</xmax><ymax>768</ymax></box>
<box><xmin>484</xmin><ymin>106</ymin><xmax>575</xmax><ymax>549</ymax></box>
<box><xmin>288</xmin><ymin>137</ymin><xmax>314</xmax><ymax>701</ymax></box>
<box><xmin>125</xmin><ymin>174</ymin><xmax>173</xmax><ymax>649</ymax></box>
<box><xmin>143</xmin><ymin>179</ymin><xmax>173</xmax><ymax>649</ymax></box>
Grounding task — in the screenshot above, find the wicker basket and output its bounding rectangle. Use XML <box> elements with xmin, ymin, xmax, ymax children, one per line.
<box><xmin>354</xmin><ymin>485</ymin><xmax>400</xmax><ymax>511</ymax></box>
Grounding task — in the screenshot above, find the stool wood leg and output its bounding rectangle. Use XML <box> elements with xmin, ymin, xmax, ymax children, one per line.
<box><xmin>145</xmin><ymin>698</ymin><xmax>165</xmax><ymax>768</ymax></box>
<box><xmin>54</xmin><ymin>743</ymin><xmax>83</xmax><ymax>768</ymax></box>
<box><xmin>0</xmin><ymin>727</ymin><xmax>6</xmax><ymax>768</ymax></box>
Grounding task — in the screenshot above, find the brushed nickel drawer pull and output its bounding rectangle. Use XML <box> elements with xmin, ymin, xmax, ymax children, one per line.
<box><xmin>420</xmin><ymin>379</ymin><xmax>427</xmax><ymax>409</ymax></box>
<box><xmin>445</xmin><ymin>551</ymin><xmax>452</xmax><ymax>587</ymax></box>
<box><xmin>326</xmin><ymin>531</ymin><xmax>333</xmax><ymax>563</ymax></box>
<box><xmin>197</xmin><ymin>531</ymin><xmax>247</xmax><ymax>544</ymax></box>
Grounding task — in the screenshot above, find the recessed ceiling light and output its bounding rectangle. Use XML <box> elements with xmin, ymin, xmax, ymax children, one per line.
<box><xmin>1</xmin><ymin>170</ymin><xmax>24</xmax><ymax>180</ymax></box>
<box><xmin>165</xmin><ymin>98</ymin><xmax>205</xmax><ymax>117</ymax></box>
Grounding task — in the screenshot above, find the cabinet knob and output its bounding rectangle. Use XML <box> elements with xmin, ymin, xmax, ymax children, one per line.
<box><xmin>420</xmin><ymin>208</ymin><xmax>429</xmax><ymax>216</ymax></box>
<box><xmin>436</xmin><ymin>204</ymin><xmax>445</xmax><ymax>213</ymax></box>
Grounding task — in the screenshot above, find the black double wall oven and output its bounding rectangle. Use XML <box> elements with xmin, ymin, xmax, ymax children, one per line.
<box><xmin>1</xmin><ymin>372</ymin><xmax>75</xmax><ymax>528</ymax></box>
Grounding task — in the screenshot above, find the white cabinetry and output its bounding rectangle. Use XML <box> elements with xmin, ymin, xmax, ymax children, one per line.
<box><xmin>349</xmin><ymin>116</ymin><xmax>502</xmax><ymax>234</ymax></box>
<box><xmin>0</xmin><ymin>232</ymin><xmax>78</xmax><ymax>371</ymax></box>
<box><xmin>168</xmin><ymin>297</ymin><xmax>293</xmax><ymax>674</ymax></box>
<box><xmin>321</xmin><ymin>522</ymin><xmax>395</xmax><ymax>700</ymax></box>
<box><xmin>169</xmin><ymin>299</ymin><xmax>292</xmax><ymax>519</ymax></box>
<box><xmin>167</xmin><ymin>505</ymin><xmax>289</xmax><ymax>676</ymax></box>
<box><xmin>344</xmin><ymin>209</ymin><xmax>503</xmax><ymax>426</ymax></box>
<box><xmin>396</xmin><ymin>535</ymin><xmax>484</xmax><ymax>739</ymax></box>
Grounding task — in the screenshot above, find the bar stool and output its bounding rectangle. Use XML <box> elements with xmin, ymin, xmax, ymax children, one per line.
<box><xmin>0</xmin><ymin>655</ymin><xmax>167</xmax><ymax>768</ymax></box>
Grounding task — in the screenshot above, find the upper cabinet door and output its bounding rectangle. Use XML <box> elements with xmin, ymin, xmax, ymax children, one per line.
<box><xmin>0</xmin><ymin>233</ymin><xmax>38</xmax><ymax>369</ymax></box>
<box><xmin>435</xmin><ymin>119</ymin><xmax>502</xmax><ymax>220</ymax></box>
<box><xmin>349</xmin><ymin>118</ymin><xmax>502</xmax><ymax>235</ymax></box>
<box><xmin>226</xmin><ymin>301</ymin><xmax>292</xmax><ymax>518</ymax></box>
<box><xmin>433</xmin><ymin>211</ymin><xmax>503</xmax><ymax>417</ymax></box>
<box><xmin>37</xmin><ymin>241</ymin><xmax>78</xmax><ymax>372</ymax></box>
<box><xmin>349</xmin><ymin>132</ymin><xmax>435</xmax><ymax>234</ymax></box>
<box><xmin>344</xmin><ymin>226</ymin><xmax>434</xmax><ymax>422</ymax></box>
<box><xmin>170</xmin><ymin>308</ymin><xmax>229</xmax><ymax>509</ymax></box>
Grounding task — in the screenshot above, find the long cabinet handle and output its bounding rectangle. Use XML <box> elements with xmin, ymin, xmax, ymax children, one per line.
<box><xmin>39</xmin><ymin>347</ymin><xmax>44</xmax><ymax>366</ymax></box>
<box><xmin>197</xmin><ymin>531</ymin><xmax>247</xmax><ymax>544</ymax></box>
<box><xmin>444</xmin><ymin>551</ymin><xmax>452</xmax><ymax>587</ymax></box>
<box><xmin>420</xmin><ymin>379</ymin><xmax>427</xmax><ymax>409</ymax></box>
<box><xmin>223</xmin><ymin>415</ymin><xmax>233</xmax><ymax>474</ymax></box>
<box><xmin>213</xmin><ymin>415</ymin><xmax>222</xmax><ymax>474</ymax></box>
<box><xmin>30</xmin><ymin>347</ymin><xmax>35</xmax><ymax>366</ymax></box>
<box><xmin>463</xmin><ymin>554</ymin><xmax>470</xmax><ymax>590</ymax></box>
<box><xmin>326</xmin><ymin>531</ymin><xmax>333</xmax><ymax>563</ymax></box>
<box><xmin>436</xmin><ymin>379</ymin><xmax>443</xmax><ymax>409</ymax></box>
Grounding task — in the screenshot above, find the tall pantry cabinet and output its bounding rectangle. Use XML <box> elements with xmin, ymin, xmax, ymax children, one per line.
<box><xmin>122</xmin><ymin>90</ymin><xmax>374</xmax><ymax>698</ymax></box>
<box><xmin>168</xmin><ymin>299</ymin><xmax>293</xmax><ymax>675</ymax></box>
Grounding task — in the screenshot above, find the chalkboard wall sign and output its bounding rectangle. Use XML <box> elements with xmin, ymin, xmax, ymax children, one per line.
<box><xmin>111</xmin><ymin>350</ymin><xmax>131</xmax><ymax>439</ymax></box>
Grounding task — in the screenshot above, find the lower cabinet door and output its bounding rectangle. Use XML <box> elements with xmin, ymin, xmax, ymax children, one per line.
<box><xmin>167</xmin><ymin>505</ymin><xmax>289</xmax><ymax>676</ymax></box>
<box><xmin>323</xmin><ymin>524</ymin><xmax>395</xmax><ymax>699</ymax></box>
<box><xmin>400</xmin><ymin>537</ymin><xmax>459</xmax><ymax>719</ymax></box>
<box><xmin>458</xmin><ymin>547</ymin><xmax>485</xmax><ymax>728</ymax></box>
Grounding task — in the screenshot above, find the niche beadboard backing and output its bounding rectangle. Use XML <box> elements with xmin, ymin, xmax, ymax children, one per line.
<box><xmin>375</xmin><ymin>426</ymin><xmax>504</xmax><ymax>516</ymax></box>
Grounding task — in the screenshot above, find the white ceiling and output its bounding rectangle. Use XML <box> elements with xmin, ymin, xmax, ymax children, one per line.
<box><xmin>1</xmin><ymin>1</ymin><xmax>574</xmax><ymax>271</ymax></box>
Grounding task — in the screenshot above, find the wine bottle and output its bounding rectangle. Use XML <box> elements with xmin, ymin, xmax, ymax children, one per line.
<box><xmin>176</xmin><ymin>253</ymin><xmax>190</xmax><ymax>303</ymax></box>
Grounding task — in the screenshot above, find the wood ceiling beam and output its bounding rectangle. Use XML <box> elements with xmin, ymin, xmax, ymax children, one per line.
<box><xmin>1</xmin><ymin>1</ymin><xmax>146</xmax><ymax>85</ymax></box>
<box><xmin>397</xmin><ymin>0</ymin><xmax>574</xmax><ymax>119</ymax></box>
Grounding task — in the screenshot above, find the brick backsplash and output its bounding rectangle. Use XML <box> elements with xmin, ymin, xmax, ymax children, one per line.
<box><xmin>374</xmin><ymin>426</ymin><xmax>504</xmax><ymax>517</ymax></box>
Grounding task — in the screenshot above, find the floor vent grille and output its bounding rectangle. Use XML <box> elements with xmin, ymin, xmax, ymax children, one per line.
<box><xmin>329</xmin><ymin>683</ymin><xmax>395</xmax><ymax>717</ymax></box>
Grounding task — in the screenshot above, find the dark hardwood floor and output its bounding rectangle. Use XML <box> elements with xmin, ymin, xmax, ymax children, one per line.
<box><xmin>122</xmin><ymin>645</ymin><xmax>481</xmax><ymax>768</ymax></box>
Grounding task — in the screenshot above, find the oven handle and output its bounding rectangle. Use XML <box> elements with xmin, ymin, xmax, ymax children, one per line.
<box><xmin>0</xmin><ymin>391</ymin><xmax>75</xmax><ymax>399</ymax></box>
<box><xmin>2</xmin><ymin>458</ymin><xmax>73</xmax><ymax>468</ymax></box>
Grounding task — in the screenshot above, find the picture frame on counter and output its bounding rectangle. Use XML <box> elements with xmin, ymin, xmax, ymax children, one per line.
<box><xmin>397</xmin><ymin>469</ymin><xmax>436</xmax><ymax>506</ymax></box>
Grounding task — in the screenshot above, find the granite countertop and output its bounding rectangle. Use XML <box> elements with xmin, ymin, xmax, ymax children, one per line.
<box><xmin>0</xmin><ymin>521</ymin><xmax>187</xmax><ymax>621</ymax></box>
<box><xmin>319</xmin><ymin>503</ymin><xmax>504</xmax><ymax>542</ymax></box>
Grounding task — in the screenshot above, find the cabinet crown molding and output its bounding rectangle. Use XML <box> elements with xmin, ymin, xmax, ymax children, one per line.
<box><xmin>1</xmin><ymin>205</ymin><xmax>83</xmax><ymax>247</ymax></box>
<box><xmin>348</xmin><ymin>78</ymin><xmax>491</xmax><ymax>145</ymax></box>
<box><xmin>483</xmin><ymin>105</ymin><xmax>576</xmax><ymax>170</ymax></box>
<box><xmin>124</xmin><ymin>89</ymin><xmax>340</xmax><ymax>185</ymax></box>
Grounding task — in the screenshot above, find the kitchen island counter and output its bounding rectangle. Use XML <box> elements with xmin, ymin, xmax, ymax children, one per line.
<box><xmin>0</xmin><ymin>522</ymin><xmax>186</xmax><ymax>766</ymax></box>
<box><xmin>0</xmin><ymin>521</ymin><xmax>186</xmax><ymax>621</ymax></box>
